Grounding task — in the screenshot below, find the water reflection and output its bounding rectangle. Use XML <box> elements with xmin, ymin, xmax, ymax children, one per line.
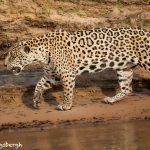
<box><xmin>0</xmin><ymin>121</ymin><xmax>150</xmax><ymax>150</ymax></box>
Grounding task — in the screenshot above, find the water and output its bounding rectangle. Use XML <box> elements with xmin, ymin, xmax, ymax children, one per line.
<box><xmin>0</xmin><ymin>121</ymin><xmax>150</xmax><ymax>150</ymax></box>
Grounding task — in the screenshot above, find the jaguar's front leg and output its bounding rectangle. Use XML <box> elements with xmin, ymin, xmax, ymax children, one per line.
<box><xmin>33</xmin><ymin>65</ymin><xmax>61</xmax><ymax>108</ymax></box>
<box><xmin>57</xmin><ymin>74</ymin><xmax>75</xmax><ymax>111</ymax></box>
<box><xmin>33</xmin><ymin>75</ymin><xmax>53</xmax><ymax>108</ymax></box>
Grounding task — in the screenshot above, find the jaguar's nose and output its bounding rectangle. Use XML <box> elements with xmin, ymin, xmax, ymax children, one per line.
<box><xmin>11</xmin><ymin>67</ymin><xmax>21</xmax><ymax>75</ymax></box>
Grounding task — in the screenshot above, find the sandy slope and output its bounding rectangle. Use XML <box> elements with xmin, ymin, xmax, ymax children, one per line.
<box><xmin>0</xmin><ymin>81</ymin><xmax>149</xmax><ymax>131</ymax></box>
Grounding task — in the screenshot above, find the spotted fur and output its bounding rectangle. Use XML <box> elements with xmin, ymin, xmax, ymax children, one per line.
<box><xmin>5</xmin><ymin>27</ymin><xmax>150</xmax><ymax>110</ymax></box>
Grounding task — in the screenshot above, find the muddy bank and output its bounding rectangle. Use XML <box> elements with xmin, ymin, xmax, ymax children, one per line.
<box><xmin>0</xmin><ymin>77</ymin><xmax>150</xmax><ymax>131</ymax></box>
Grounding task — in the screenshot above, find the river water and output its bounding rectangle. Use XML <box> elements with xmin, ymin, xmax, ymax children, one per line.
<box><xmin>0</xmin><ymin>121</ymin><xmax>150</xmax><ymax>150</ymax></box>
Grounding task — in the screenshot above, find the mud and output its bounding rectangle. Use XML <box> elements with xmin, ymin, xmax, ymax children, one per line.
<box><xmin>0</xmin><ymin>72</ymin><xmax>149</xmax><ymax>131</ymax></box>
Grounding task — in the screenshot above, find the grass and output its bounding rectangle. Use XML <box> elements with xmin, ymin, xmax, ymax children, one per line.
<box><xmin>57</xmin><ymin>6</ymin><xmax>65</xmax><ymax>15</ymax></box>
<box><xmin>36</xmin><ymin>6</ymin><xmax>51</xmax><ymax>16</ymax></box>
<box><xmin>55</xmin><ymin>0</ymin><xmax>81</xmax><ymax>4</ymax></box>
<box><xmin>0</xmin><ymin>0</ymin><xmax>4</xmax><ymax>5</ymax></box>
<box><xmin>0</xmin><ymin>0</ymin><xmax>4</xmax><ymax>3</ymax></box>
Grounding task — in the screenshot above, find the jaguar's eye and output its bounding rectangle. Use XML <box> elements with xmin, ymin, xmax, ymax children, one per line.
<box><xmin>24</xmin><ymin>45</ymin><xmax>30</xmax><ymax>53</ymax></box>
<box><xmin>9</xmin><ymin>56</ymin><xmax>13</xmax><ymax>62</ymax></box>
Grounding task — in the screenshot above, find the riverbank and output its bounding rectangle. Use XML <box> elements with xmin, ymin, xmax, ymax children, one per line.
<box><xmin>0</xmin><ymin>78</ymin><xmax>150</xmax><ymax>131</ymax></box>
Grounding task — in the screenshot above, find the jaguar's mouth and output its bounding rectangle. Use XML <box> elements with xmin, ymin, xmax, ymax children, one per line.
<box><xmin>11</xmin><ymin>67</ymin><xmax>21</xmax><ymax>75</ymax></box>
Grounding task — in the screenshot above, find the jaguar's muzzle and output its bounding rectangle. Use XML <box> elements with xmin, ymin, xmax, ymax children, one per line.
<box><xmin>11</xmin><ymin>67</ymin><xmax>21</xmax><ymax>75</ymax></box>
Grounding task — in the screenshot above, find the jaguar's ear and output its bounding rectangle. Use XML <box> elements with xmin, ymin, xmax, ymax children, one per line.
<box><xmin>23</xmin><ymin>45</ymin><xmax>31</xmax><ymax>54</ymax></box>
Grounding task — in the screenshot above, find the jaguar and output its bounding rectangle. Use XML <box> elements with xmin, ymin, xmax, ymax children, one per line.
<box><xmin>5</xmin><ymin>27</ymin><xmax>150</xmax><ymax>110</ymax></box>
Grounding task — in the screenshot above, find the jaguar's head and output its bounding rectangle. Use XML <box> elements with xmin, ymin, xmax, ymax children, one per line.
<box><xmin>5</xmin><ymin>44</ymin><xmax>37</xmax><ymax>75</ymax></box>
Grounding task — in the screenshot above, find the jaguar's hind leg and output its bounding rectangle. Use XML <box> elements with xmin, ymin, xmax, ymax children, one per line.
<box><xmin>104</xmin><ymin>69</ymin><xmax>133</xmax><ymax>104</ymax></box>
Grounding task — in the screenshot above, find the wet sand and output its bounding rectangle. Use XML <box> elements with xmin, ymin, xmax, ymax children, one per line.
<box><xmin>0</xmin><ymin>80</ymin><xmax>150</xmax><ymax>131</ymax></box>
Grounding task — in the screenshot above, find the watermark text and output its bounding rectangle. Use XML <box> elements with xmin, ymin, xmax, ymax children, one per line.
<box><xmin>0</xmin><ymin>141</ymin><xmax>22</xmax><ymax>149</ymax></box>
